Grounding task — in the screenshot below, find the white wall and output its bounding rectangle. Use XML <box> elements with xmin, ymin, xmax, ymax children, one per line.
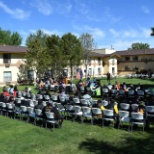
<box><xmin>0</xmin><ymin>53</ymin><xmax>25</xmax><ymax>85</ymax></box>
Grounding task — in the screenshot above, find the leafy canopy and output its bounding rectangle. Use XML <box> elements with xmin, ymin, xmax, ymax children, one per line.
<box><xmin>61</xmin><ymin>32</ymin><xmax>83</xmax><ymax>78</ymax></box>
<box><xmin>128</xmin><ymin>42</ymin><xmax>150</xmax><ymax>50</ymax></box>
<box><xmin>25</xmin><ymin>30</ymin><xmax>50</xmax><ymax>78</ymax></box>
<box><xmin>0</xmin><ymin>28</ymin><xmax>22</xmax><ymax>45</ymax></box>
<box><xmin>25</xmin><ymin>30</ymin><xmax>84</xmax><ymax>79</ymax></box>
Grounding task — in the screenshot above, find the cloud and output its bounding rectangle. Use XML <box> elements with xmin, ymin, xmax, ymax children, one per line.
<box><xmin>30</xmin><ymin>0</ymin><xmax>52</xmax><ymax>15</ymax></box>
<box><xmin>111</xmin><ymin>40</ymin><xmax>136</xmax><ymax>51</ymax></box>
<box><xmin>98</xmin><ymin>39</ymin><xmax>140</xmax><ymax>51</ymax></box>
<box><xmin>29</xmin><ymin>28</ymin><xmax>62</xmax><ymax>37</ymax></box>
<box><xmin>56</xmin><ymin>2</ymin><xmax>72</xmax><ymax>14</ymax></box>
<box><xmin>86</xmin><ymin>15</ymin><xmax>103</xmax><ymax>22</ymax></box>
<box><xmin>109</xmin><ymin>29</ymin><xmax>119</xmax><ymax>37</ymax></box>
<box><xmin>111</xmin><ymin>38</ymin><xmax>154</xmax><ymax>51</ymax></box>
<box><xmin>99</xmin><ymin>26</ymin><xmax>154</xmax><ymax>50</ymax></box>
<box><xmin>109</xmin><ymin>27</ymin><xmax>152</xmax><ymax>39</ymax></box>
<box><xmin>73</xmin><ymin>24</ymin><xmax>105</xmax><ymax>38</ymax></box>
<box><xmin>141</xmin><ymin>5</ymin><xmax>150</xmax><ymax>14</ymax></box>
<box><xmin>140</xmin><ymin>27</ymin><xmax>151</xmax><ymax>38</ymax></box>
<box><xmin>0</xmin><ymin>1</ymin><xmax>30</xmax><ymax>19</ymax></box>
<box><xmin>123</xmin><ymin>29</ymin><xmax>138</xmax><ymax>38</ymax></box>
<box><xmin>90</xmin><ymin>27</ymin><xmax>105</xmax><ymax>38</ymax></box>
<box><xmin>21</xmin><ymin>28</ymin><xmax>63</xmax><ymax>46</ymax></box>
<box><xmin>74</xmin><ymin>1</ymin><xmax>89</xmax><ymax>15</ymax></box>
<box><xmin>104</xmin><ymin>7</ymin><xmax>122</xmax><ymax>23</ymax></box>
<box><xmin>79</xmin><ymin>3</ymin><xmax>89</xmax><ymax>14</ymax></box>
<box><xmin>71</xmin><ymin>32</ymin><xmax>80</xmax><ymax>38</ymax></box>
<box><xmin>64</xmin><ymin>3</ymin><xmax>72</xmax><ymax>13</ymax></box>
<box><xmin>31</xmin><ymin>0</ymin><xmax>72</xmax><ymax>16</ymax></box>
<box><xmin>41</xmin><ymin>28</ymin><xmax>62</xmax><ymax>36</ymax></box>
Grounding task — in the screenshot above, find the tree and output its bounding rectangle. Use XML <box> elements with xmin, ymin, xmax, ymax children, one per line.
<box><xmin>79</xmin><ymin>33</ymin><xmax>96</xmax><ymax>78</ymax></box>
<box><xmin>25</xmin><ymin>30</ymin><xmax>51</xmax><ymax>78</ymax></box>
<box><xmin>0</xmin><ymin>28</ymin><xmax>22</xmax><ymax>45</ymax></box>
<box><xmin>10</xmin><ymin>32</ymin><xmax>22</xmax><ymax>45</ymax></box>
<box><xmin>61</xmin><ymin>33</ymin><xmax>83</xmax><ymax>79</ymax></box>
<box><xmin>128</xmin><ymin>43</ymin><xmax>150</xmax><ymax>50</ymax></box>
<box><xmin>46</xmin><ymin>34</ymin><xmax>66</xmax><ymax>78</ymax></box>
<box><xmin>26</xmin><ymin>29</ymin><xmax>48</xmax><ymax>47</ymax></box>
<box><xmin>0</xmin><ymin>28</ymin><xmax>11</xmax><ymax>45</ymax></box>
<box><xmin>151</xmin><ymin>27</ymin><xmax>154</xmax><ymax>36</ymax></box>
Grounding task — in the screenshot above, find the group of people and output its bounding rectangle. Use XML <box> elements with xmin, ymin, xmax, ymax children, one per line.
<box><xmin>1</xmin><ymin>74</ymin><xmax>154</xmax><ymax>130</ymax></box>
<box><xmin>0</xmin><ymin>86</ymin><xmax>64</xmax><ymax>128</ymax></box>
<box><xmin>35</xmin><ymin>75</ymin><xmax>154</xmax><ymax>105</ymax></box>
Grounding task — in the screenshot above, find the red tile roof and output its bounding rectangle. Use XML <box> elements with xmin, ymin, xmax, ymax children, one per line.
<box><xmin>0</xmin><ymin>45</ymin><xmax>27</xmax><ymax>53</ymax></box>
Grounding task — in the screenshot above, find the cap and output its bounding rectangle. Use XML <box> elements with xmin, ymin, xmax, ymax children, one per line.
<box><xmin>114</xmin><ymin>102</ymin><xmax>118</xmax><ymax>105</ymax></box>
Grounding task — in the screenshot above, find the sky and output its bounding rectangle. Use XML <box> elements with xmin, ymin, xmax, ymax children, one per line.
<box><xmin>0</xmin><ymin>0</ymin><xmax>154</xmax><ymax>51</ymax></box>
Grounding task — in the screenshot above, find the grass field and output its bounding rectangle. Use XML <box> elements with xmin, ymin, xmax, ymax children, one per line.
<box><xmin>1</xmin><ymin>115</ymin><xmax>154</xmax><ymax>154</ymax></box>
<box><xmin>0</xmin><ymin>78</ymin><xmax>154</xmax><ymax>154</ymax></box>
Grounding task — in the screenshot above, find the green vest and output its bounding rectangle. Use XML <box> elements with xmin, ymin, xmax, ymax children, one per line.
<box><xmin>96</xmin><ymin>88</ymin><xmax>101</xmax><ymax>96</ymax></box>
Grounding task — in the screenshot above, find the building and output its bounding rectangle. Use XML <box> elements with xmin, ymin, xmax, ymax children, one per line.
<box><xmin>66</xmin><ymin>48</ymin><xmax>119</xmax><ymax>78</ymax></box>
<box><xmin>0</xmin><ymin>45</ymin><xmax>27</xmax><ymax>86</ymax></box>
<box><xmin>0</xmin><ymin>44</ymin><xmax>154</xmax><ymax>86</ymax></box>
<box><xmin>115</xmin><ymin>48</ymin><xmax>154</xmax><ymax>76</ymax></box>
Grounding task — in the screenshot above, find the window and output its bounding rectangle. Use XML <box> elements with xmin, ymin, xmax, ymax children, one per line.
<box><xmin>3</xmin><ymin>71</ymin><xmax>12</xmax><ymax>82</ymax></box>
<box><xmin>88</xmin><ymin>68</ymin><xmax>92</xmax><ymax>76</ymax></box>
<box><xmin>98</xmin><ymin>58</ymin><xmax>101</xmax><ymax>65</ymax></box>
<box><xmin>3</xmin><ymin>54</ymin><xmax>11</xmax><ymax>63</ymax></box>
<box><xmin>112</xmin><ymin>67</ymin><xmax>115</xmax><ymax>74</ymax></box>
<box><xmin>125</xmin><ymin>57</ymin><xmax>130</xmax><ymax>61</ymax></box>
<box><xmin>98</xmin><ymin>68</ymin><xmax>101</xmax><ymax>75</ymax></box>
<box><xmin>133</xmin><ymin>56</ymin><xmax>138</xmax><ymax>61</ymax></box>
<box><xmin>125</xmin><ymin>66</ymin><xmax>130</xmax><ymax>71</ymax></box>
<box><xmin>133</xmin><ymin>66</ymin><xmax>138</xmax><ymax>71</ymax></box>
<box><xmin>112</xmin><ymin>58</ymin><xmax>115</xmax><ymax>65</ymax></box>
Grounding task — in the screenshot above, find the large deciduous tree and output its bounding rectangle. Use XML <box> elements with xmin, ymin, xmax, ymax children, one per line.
<box><xmin>0</xmin><ymin>28</ymin><xmax>22</xmax><ymax>45</ymax></box>
<box><xmin>25</xmin><ymin>30</ymin><xmax>50</xmax><ymax>78</ymax></box>
<box><xmin>128</xmin><ymin>42</ymin><xmax>150</xmax><ymax>50</ymax></box>
<box><xmin>79</xmin><ymin>33</ymin><xmax>96</xmax><ymax>77</ymax></box>
<box><xmin>46</xmin><ymin>34</ymin><xmax>66</xmax><ymax>78</ymax></box>
<box><xmin>61</xmin><ymin>33</ymin><xmax>83</xmax><ymax>79</ymax></box>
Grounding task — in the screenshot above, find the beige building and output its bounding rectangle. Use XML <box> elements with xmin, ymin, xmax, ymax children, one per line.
<box><xmin>0</xmin><ymin>45</ymin><xmax>26</xmax><ymax>86</ymax></box>
<box><xmin>115</xmin><ymin>48</ymin><xmax>154</xmax><ymax>76</ymax></box>
<box><xmin>66</xmin><ymin>48</ymin><xmax>118</xmax><ymax>78</ymax></box>
<box><xmin>0</xmin><ymin>45</ymin><xmax>154</xmax><ymax>86</ymax></box>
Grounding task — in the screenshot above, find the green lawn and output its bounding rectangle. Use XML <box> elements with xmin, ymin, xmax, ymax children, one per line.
<box><xmin>99</xmin><ymin>77</ymin><xmax>154</xmax><ymax>87</ymax></box>
<box><xmin>0</xmin><ymin>116</ymin><xmax>154</xmax><ymax>154</ymax></box>
<box><xmin>0</xmin><ymin>85</ymin><xmax>38</xmax><ymax>94</ymax></box>
<box><xmin>0</xmin><ymin>78</ymin><xmax>154</xmax><ymax>154</ymax></box>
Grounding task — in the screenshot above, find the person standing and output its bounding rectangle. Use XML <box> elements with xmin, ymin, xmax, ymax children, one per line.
<box><xmin>80</xmin><ymin>69</ymin><xmax>83</xmax><ymax>80</ymax></box>
<box><xmin>107</xmin><ymin>72</ymin><xmax>111</xmax><ymax>83</ymax></box>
